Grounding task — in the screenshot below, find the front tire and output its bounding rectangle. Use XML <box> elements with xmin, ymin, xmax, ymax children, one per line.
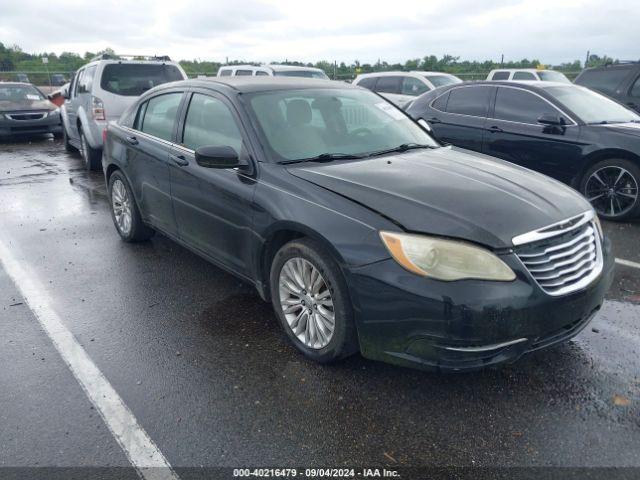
<box><xmin>79</xmin><ymin>127</ymin><xmax>102</xmax><ymax>171</ymax></box>
<box><xmin>108</xmin><ymin>170</ymin><xmax>155</xmax><ymax>242</ymax></box>
<box><xmin>270</xmin><ymin>238</ymin><xmax>358</xmax><ymax>363</ymax></box>
<box><xmin>580</xmin><ymin>158</ymin><xmax>640</xmax><ymax>221</ymax></box>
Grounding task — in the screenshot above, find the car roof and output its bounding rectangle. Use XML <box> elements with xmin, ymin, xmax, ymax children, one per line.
<box><xmin>489</xmin><ymin>68</ymin><xmax>552</xmax><ymax>73</ymax></box>
<box><xmin>356</xmin><ymin>71</ymin><xmax>454</xmax><ymax>78</ymax></box>
<box><xmin>219</xmin><ymin>64</ymin><xmax>324</xmax><ymax>72</ymax></box>
<box><xmin>441</xmin><ymin>80</ymin><xmax>574</xmax><ymax>91</ymax></box>
<box><xmin>164</xmin><ymin>76</ymin><xmax>358</xmax><ymax>94</ymax></box>
<box><xmin>0</xmin><ymin>82</ymin><xmax>34</xmax><ymax>87</ymax></box>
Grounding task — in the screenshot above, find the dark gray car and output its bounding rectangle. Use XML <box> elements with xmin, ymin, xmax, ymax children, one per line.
<box><xmin>0</xmin><ymin>82</ymin><xmax>62</xmax><ymax>138</ymax></box>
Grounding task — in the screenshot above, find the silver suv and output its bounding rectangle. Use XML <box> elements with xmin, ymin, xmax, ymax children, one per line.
<box><xmin>61</xmin><ymin>54</ymin><xmax>187</xmax><ymax>170</ymax></box>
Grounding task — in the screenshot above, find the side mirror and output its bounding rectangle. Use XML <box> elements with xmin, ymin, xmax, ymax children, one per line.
<box><xmin>195</xmin><ymin>145</ymin><xmax>244</xmax><ymax>169</ymax></box>
<box><xmin>537</xmin><ymin>114</ymin><xmax>564</xmax><ymax>126</ymax></box>
<box><xmin>417</xmin><ymin>118</ymin><xmax>432</xmax><ymax>132</ymax></box>
<box><xmin>62</xmin><ymin>86</ymin><xmax>70</xmax><ymax>100</ymax></box>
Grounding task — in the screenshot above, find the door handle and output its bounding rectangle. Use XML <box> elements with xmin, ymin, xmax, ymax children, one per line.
<box><xmin>170</xmin><ymin>154</ymin><xmax>189</xmax><ymax>167</ymax></box>
<box><xmin>125</xmin><ymin>135</ymin><xmax>138</xmax><ymax>145</ymax></box>
<box><xmin>627</xmin><ymin>102</ymin><xmax>638</xmax><ymax>109</ymax></box>
<box><xmin>429</xmin><ymin>117</ymin><xmax>441</xmax><ymax>124</ymax></box>
<box><xmin>487</xmin><ymin>125</ymin><xmax>503</xmax><ymax>133</ymax></box>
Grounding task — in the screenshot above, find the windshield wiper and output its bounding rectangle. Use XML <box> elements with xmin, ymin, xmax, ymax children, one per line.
<box><xmin>280</xmin><ymin>153</ymin><xmax>364</xmax><ymax>164</ymax></box>
<box><xmin>366</xmin><ymin>143</ymin><xmax>437</xmax><ymax>157</ymax></box>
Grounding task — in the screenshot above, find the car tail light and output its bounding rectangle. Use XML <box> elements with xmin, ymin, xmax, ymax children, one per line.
<box><xmin>91</xmin><ymin>96</ymin><xmax>105</xmax><ymax>121</ymax></box>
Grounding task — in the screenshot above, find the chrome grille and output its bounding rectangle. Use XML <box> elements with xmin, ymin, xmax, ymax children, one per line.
<box><xmin>513</xmin><ymin>212</ymin><xmax>603</xmax><ymax>296</ymax></box>
<box><xmin>6</xmin><ymin>112</ymin><xmax>47</xmax><ymax>121</ymax></box>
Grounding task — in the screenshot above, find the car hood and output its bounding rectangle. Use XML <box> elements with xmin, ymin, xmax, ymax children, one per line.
<box><xmin>287</xmin><ymin>147</ymin><xmax>591</xmax><ymax>249</ymax></box>
<box><xmin>0</xmin><ymin>98</ymin><xmax>55</xmax><ymax>112</ymax></box>
<box><xmin>598</xmin><ymin>122</ymin><xmax>640</xmax><ymax>137</ymax></box>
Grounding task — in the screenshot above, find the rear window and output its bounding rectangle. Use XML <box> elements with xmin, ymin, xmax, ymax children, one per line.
<box><xmin>235</xmin><ymin>70</ymin><xmax>254</xmax><ymax>76</ymax></box>
<box><xmin>491</xmin><ymin>71</ymin><xmax>510</xmax><ymax>80</ymax></box>
<box><xmin>575</xmin><ymin>67</ymin><xmax>631</xmax><ymax>95</ymax></box>
<box><xmin>100</xmin><ymin>64</ymin><xmax>184</xmax><ymax>96</ymax></box>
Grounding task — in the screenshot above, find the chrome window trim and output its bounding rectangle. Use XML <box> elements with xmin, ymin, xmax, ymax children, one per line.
<box><xmin>429</xmin><ymin>84</ymin><xmax>578</xmax><ymax>127</ymax></box>
<box><xmin>512</xmin><ymin>210</ymin><xmax>594</xmax><ymax>246</ymax></box>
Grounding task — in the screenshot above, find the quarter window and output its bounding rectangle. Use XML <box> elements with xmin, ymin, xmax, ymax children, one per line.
<box><xmin>256</xmin><ymin>71</ymin><xmax>269</xmax><ymax>76</ymax></box>
<box><xmin>182</xmin><ymin>93</ymin><xmax>243</xmax><ymax>153</ymax></box>
<box><xmin>140</xmin><ymin>92</ymin><xmax>183</xmax><ymax>142</ymax></box>
<box><xmin>235</xmin><ymin>70</ymin><xmax>253</xmax><ymax>76</ymax></box>
<box><xmin>491</xmin><ymin>71</ymin><xmax>510</xmax><ymax>80</ymax></box>
<box><xmin>219</xmin><ymin>69</ymin><xmax>232</xmax><ymax>77</ymax></box>
<box><xmin>446</xmin><ymin>86</ymin><xmax>491</xmax><ymax>117</ymax></box>
<box><xmin>431</xmin><ymin>91</ymin><xmax>449</xmax><ymax>111</ymax></box>
<box><xmin>493</xmin><ymin>88</ymin><xmax>557</xmax><ymax>124</ymax></box>
<box><xmin>374</xmin><ymin>76</ymin><xmax>402</xmax><ymax>94</ymax></box>
<box><xmin>513</xmin><ymin>71</ymin><xmax>537</xmax><ymax>80</ymax></box>
<box><xmin>401</xmin><ymin>77</ymin><xmax>430</xmax><ymax>96</ymax></box>
<box><xmin>630</xmin><ymin>75</ymin><xmax>640</xmax><ymax>98</ymax></box>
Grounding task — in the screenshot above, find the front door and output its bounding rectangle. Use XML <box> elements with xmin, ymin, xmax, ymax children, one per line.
<box><xmin>482</xmin><ymin>86</ymin><xmax>583</xmax><ymax>184</ymax></box>
<box><xmin>169</xmin><ymin>91</ymin><xmax>257</xmax><ymax>277</ymax></box>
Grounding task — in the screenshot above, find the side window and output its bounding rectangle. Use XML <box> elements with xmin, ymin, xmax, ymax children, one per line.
<box><xmin>182</xmin><ymin>93</ymin><xmax>243</xmax><ymax>154</ymax></box>
<box><xmin>78</xmin><ymin>65</ymin><xmax>96</xmax><ymax>94</ymax></box>
<box><xmin>630</xmin><ymin>75</ymin><xmax>640</xmax><ymax>98</ymax></box>
<box><xmin>491</xmin><ymin>71</ymin><xmax>510</xmax><ymax>80</ymax></box>
<box><xmin>431</xmin><ymin>91</ymin><xmax>449</xmax><ymax>111</ymax></box>
<box><xmin>133</xmin><ymin>101</ymin><xmax>148</xmax><ymax>130</ymax></box>
<box><xmin>576</xmin><ymin>67</ymin><xmax>630</xmax><ymax>95</ymax></box>
<box><xmin>493</xmin><ymin>88</ymin><xmax>557</xmax><ymax>124</ymax></box>
<box><xmin>356</xmin><ymin>77</ymin><xmax>377</xmax><ymax>90</ymax></box>
<box><xmin>375</xmin><ymin>76</ymin><xmax>402</xmax><ymax>94</ymax></box>
<box><xmin>219</xmin><ymin>69</ymin><xmax>232</xmax><ymax>77</ymax></box>
<box><xmin>401</xmin><ymin>77</ymin><xmax>430</xmax><ymax>96</ymax></box>
<box><xmin>235</xmin><ymin>70</ymin><xmax>253</xmax><ymax>76</ymax></box>
<box><xmin>73</xmin><ymin>69</ymin><xmax>85</xmax><ymax>97</ymax></box>
<box><xmin>256</xmin><ymin>71</ymin><xmax>269</xmax><ymax>76</ymax></box>
<box><xmin>446</xmin><ymin>86</ymin><xmax>492</xmax><ymax>117</ymax></box>
<box><xmin>513</xmin><ymin>71</ymin><xmax>537</xmax><ymax>80</ymax></box>
<box><xmin>140</xmin><ymin>92</ymin><xmax>183</xmax><ymax>141</ymax></box>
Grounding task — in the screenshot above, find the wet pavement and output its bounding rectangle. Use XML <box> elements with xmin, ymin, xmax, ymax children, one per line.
<box><xmin>0</xmin><ymin>136</ymin><xmax>639</xmax><ymax>474</ymax></box>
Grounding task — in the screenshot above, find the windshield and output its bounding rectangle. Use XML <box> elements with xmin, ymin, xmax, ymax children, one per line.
<box><xmin>546</xmin><ymin>85</ymin><xmax>640</xmax><ymax>124</ymax></box>
<box><xmin>538</xmin><ymin>71</ymin><xmax>571</xmax><ymax>83</ymax></box>
<box><xmin>100</xmin><ymin>64</ymin><xmax>185</xmax><ymax>96</ymax></box>
<box><xmin>0</xmin><ymin>84</ymin><xmax>44</xmax><ymax>103</ymax></box>
<box><xmin>273</xmin><ymin>70</ymin><xmax>329</xmax><ymax>79</ymax></box>
<box><xmin>246</xmin><ymin>88</ymin><xmax>438</xmax><ymax>162</ymax></box>
<box><xmin>424</xmin><ymin>75</ymin><xmax>462</xmax><ymax>87</ymax></box>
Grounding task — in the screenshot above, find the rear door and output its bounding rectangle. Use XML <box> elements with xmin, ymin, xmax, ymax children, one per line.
<box><xmin>169</xmin><ymin>90</ymin><xmax>257</xmax><ymax>277</ymax></box>
<box><xmin>482</xmin><ymin>86</ymin><xmax>582</xmax><ymax>182</ymax></box>
<box><xmin>125</xmin><ymin>90</ymin><xmax>185</xmax><ymax>236</ymax></box>
<box><xmin>428</xmin><ymin>85</ymin><xmax>494</xmax><ymax>152</ymax></box>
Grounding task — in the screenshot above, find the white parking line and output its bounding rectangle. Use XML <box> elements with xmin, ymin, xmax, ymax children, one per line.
<box><xmin>0</xmin><ymin>238</ymin><xmax>178</xmax><ymax>480</ymax></box>
<box><xmin>616</xmin><ymin>258</ymin><xmax>640</xmax><ymax>270</ymax></box>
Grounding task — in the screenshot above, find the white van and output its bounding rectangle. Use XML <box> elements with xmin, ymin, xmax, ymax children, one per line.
<box><xmin>486</xmin><ymin>69</ymin><xmax>571</xmax><ymax>83</ymax></box>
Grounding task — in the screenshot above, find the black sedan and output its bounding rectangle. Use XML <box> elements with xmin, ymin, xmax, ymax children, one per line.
<box><xmin>0</xmin><ymin>82</ymin><xmax>63</xmax><ymax>138</ymax></box>
<box><xmin>406</xmin><ymin>81</ymin><xmax>640</xmax><ymax>221</ymax></box>
<box><xmin>103</xmin><ymin>77</ymin><xmax>613</xmax><ymax>372</ymax></box>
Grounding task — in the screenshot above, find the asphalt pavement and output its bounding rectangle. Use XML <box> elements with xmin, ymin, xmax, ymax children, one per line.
<box><xmin>0</xmin><ymin>136</ymin><xmax>639</xmax><ymax>478</ymax></box>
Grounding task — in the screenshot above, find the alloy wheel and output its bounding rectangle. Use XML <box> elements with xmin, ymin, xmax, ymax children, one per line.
<box><xmin>278</xmin><ymin>257</ymin><xmax>335</xmax><ymax>349</ymax></box>
<box><xmin>111</xmin><ymin>179</ymin><xmax>132</xmax><ymax>236</ymax></box>
<box><xmin>585</xmin><ymin>166</ymin><xmax>638</xmax><ymax>217</ymax></box>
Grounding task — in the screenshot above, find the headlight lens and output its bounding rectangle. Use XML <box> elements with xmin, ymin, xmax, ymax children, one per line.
<box><xmin>380</xmin><ymin>231</ymin><xmax>516</xmax><ymax>281</ymax></box>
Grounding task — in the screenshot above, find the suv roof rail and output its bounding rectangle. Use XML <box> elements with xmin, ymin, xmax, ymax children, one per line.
<box><xmin>603</xmin><ymin>60</ymin><xmax>640</xmax><ymax>67</ymax></box>
<box><xmin>89</xmin><ymin>53</ymin><xmax>172</xmax><ymax>63</ymax></box>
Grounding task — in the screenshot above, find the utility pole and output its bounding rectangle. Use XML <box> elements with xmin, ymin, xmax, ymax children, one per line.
<box><xmin>585</xmin><ymin>50</ymin><xmax>590</xmax><ymax>68</ymax></box>
<box><xmin>500</xmin><ymin>54</ymin><xmax>504</xmax><ymax>67</ymax></box>
<box><xmin>334</xmin><ymin>60</ymin><xmax>337</xmax><ymax>80</ymax></box>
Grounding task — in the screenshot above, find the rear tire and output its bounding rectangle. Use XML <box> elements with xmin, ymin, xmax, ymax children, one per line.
<box><xmin>79</xmin><ymin>127</ymin><xmax>102</xmax><ymax>171</ymax></box>
<box><xmin>107</xmin><ymin>170</ymin><xmax>155</xmax><ymax>242</ymax></box>
<box><xmin>580</xmin><ymin>158</ymin><xmax>640</xmax><ymax>221</ymax></box>
<box><xmin>270</xmin><ymin>238</ymin><xmax>358</xmax><ymax>363</ymax></box>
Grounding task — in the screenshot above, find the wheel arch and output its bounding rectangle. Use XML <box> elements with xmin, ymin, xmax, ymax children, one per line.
<box><xmin>256</xmin><ymin>222</ymin><xmax>349</xmax><ymax>301</ymax></box>
<box><xmin>575</xmin><ymin>148</ymin><xmax>640</xmax><ymax>188</ymax></box>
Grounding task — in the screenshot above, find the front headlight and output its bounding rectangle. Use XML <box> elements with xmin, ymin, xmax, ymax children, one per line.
<box><xmin>380</xmin><ymin>231</ymin><xmax>516</xmax><ymax>281</ymax></box>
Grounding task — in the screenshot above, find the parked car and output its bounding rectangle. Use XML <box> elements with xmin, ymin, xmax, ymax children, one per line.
<box><xmin>353</xmin><ymin>71</ymin><xmax>462</xmax><ymax>108</ymax></box>
<box><xmin>406</xmin><ymin>81</ymin><xmax>640</xmax><ymax>220</ymax></box>
<box><xmin>217</xmin><ymin>64</ymin><xmax>329</xmax><ymax>79</ymax></box>
<box><xmin>50</xmin><ymin>74</ymin><xmax>67</xmax><ymax>87</ymax></box>
<box><xmin>0</xmin><ymin>82</ymin><xmax>62</xmax><ymax>138</ymax></box>
<box><xmin>487</xmin><ymin>69</ymin><xmax>571</xmax><ymax>83</ymax></box>
<box><xmin>14</xmin><ymin>73</ymin><xmax>30</xmax><ymax>83</ymax></box>
<box><xmin>61</xmin><ymin>54</ymin><xmax>187</xmax><ymax>170</ymax></box>
<box><xmin>102</xmin><ymin>77</ymin><xmax>613</xmax><ymax>371</ymax></box>
<box><xmin>574</xmin><ymin>62</ymin><xmax>640</xmax><ymax>113</ymax></box>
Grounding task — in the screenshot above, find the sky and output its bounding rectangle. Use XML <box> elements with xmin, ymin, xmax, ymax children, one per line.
<box><xmin>0</xmin><ymin>0</ymin><xmax>638</xmax><ymax>65</ymax></box>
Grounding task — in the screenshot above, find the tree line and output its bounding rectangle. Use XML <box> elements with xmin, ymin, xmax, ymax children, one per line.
<box><xmin>0</xmin><ymin>42</ymin><xmax>622</xmax><ymax>80</ymax></box>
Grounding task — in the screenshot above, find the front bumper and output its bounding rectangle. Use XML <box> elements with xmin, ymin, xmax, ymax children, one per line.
<box><xmin>348</xmin><ymin>237</ymin><xmax>614</xmax><ymax>372</ymax></box>
<box><xmin>0</xmin><ymin>112</ymin><xmax>62</xmax><ymax>136</ymax></box>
